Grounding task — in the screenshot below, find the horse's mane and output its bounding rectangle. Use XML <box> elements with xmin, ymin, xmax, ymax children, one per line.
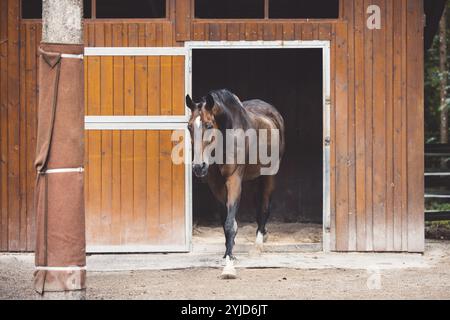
<box><xmin>208</xmin><ymin>89</ymin><xmax>243</xmax><ymax>112</ymax></box>
<box><xmin>206</xmin><ymin>89</ymin><xmax>252</xmax><ymax>130</ymax></box>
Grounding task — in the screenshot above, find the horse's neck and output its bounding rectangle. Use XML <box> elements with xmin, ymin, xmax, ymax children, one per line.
<box><xmin>228</xmin><ymin>108</ymin><xmax>253</xmax><ymax>130</ymax></box>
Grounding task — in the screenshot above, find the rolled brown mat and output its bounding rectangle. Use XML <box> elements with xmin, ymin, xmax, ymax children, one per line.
<box><xmin>34</xmin><ymin>43</ymin><xmax>86</xmax><ymax>293</ymax></box>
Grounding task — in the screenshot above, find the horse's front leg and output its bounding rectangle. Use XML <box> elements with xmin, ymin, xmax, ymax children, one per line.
<box><xmin>223</xmin><ymin>173</ymin><xmax>242</xmax><ymax>259</ymax></box>
<box><xmin>221</xmin><ymin>173</ymin><xmax>242</xmax><ymax>279</ymax></box>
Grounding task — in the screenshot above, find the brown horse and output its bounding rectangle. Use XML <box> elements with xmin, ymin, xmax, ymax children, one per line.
<box><xmin>186</xmin><ymin>89</ymin><xmax>285</xmax><ymax>278</ymax></box>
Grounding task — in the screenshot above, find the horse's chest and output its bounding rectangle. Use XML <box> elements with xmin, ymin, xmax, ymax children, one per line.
<box><xmin>243</xmin><ymin>164</ymin><xmax>263</xmax><ymax>181</ymax></box>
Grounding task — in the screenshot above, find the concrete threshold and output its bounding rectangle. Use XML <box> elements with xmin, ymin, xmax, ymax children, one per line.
<box><xmin>85</xmin><ymin>250</ymin><xmax>429</xmax><ymax>273</ymax></box>
<box><xmin>1</xmin><ymin>244</ymin><xmax>438</xmax><ymax>273</ymax></box>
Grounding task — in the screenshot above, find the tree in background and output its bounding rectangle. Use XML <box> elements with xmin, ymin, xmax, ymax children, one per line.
<box><xmin>440</xmin><ymin>5</ymin><xmax>448</xmax><ymax>144</ymax></box>
<box><xmin>426</xmin><ymin>2</ymin><xmax>449</xmax><ymax>144</ymax></box>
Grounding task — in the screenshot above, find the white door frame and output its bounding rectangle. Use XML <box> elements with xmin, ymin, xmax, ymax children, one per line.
<box><xmin>185</xmin><ymin>40</ymin><xmax>332</xmax><ymax>252</ymax></box>
<box><xmin>83</xmin><ymin>41</ymin><xmax>332</xmax><ymax>253</ymax></box>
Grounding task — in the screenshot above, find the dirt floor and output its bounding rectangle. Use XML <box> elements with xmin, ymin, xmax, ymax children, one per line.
<box><xmin>193</xmin><ymin>222</ymin><xmax>322</xmax><ymax>245</ymax></box>
<box><xmin>1</xmin><ymin>240</ymin><xmax>450</xmax><ymax>300</ymax></box>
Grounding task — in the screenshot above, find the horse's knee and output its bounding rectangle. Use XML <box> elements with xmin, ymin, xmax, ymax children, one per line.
<box><xmin>224</xmin><ymin>219</ymin><xmax>238</xmax><ymax>237</ymax></box>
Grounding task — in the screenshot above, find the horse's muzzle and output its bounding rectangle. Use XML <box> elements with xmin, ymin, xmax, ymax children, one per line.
<box><xmin>193</xmin><ymin>163</ymin><xmax>208</xmax><ymax>178</ymax></box>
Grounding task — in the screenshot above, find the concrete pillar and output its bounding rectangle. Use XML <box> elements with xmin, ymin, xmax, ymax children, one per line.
<box><xmin>42</xmin><ymin>0</ymin><xmax>83</xmax><ymax>45</ymax></box>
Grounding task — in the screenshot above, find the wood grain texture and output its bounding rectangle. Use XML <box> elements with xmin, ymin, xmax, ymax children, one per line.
<box><xmin>175</xmin><ymin>0</ymin><xmax>192</xmax><ymax>41</ymax></box>
<box><xmin>2</xmin><ymin>0</ymin><xmax>426</xmax><ymax>252</ymax></box>
<box><xmin>0</xmin><ymin>0</ymin><xmax>9</xmax><ymax>251</ymax></box>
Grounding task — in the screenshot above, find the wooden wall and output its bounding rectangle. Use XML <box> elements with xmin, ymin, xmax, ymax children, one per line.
<box><xmin>84</xmin><ymin>54</ymin><xmax>186</xmax><ymax>248</ymax></box>
<box><xmin>0</xmin><ymin>0</ymin><xmax>425</xmax><ymax>252</ymax></box>
<box><xmin>0</xmin><ymin>0</ymin><xmax>35</xmax><ymax>252</ymax></box>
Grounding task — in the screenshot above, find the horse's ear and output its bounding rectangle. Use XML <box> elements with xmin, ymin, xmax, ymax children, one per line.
<box><xmin>186</xmin><ymin>94</ymin><xmax>196</xmax><ymax>111</ymax></box>
<box><xmin>205</xmin><ymin>94</ymin><xmax>215</xmax><ymax>111</ymax></box>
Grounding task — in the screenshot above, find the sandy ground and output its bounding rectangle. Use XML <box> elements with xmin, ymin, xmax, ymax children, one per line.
<box><xmin>193</xmin><ymin>222</ymin><xmax>322</xmax><ymax>245</ymax></box>
<box><xmin>1</xmin><ymin>240</ymin><xmax>450</xmax><ymax>300</ymax></box>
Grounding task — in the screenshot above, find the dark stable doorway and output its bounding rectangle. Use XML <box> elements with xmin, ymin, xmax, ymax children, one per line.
<box><xmin>192</xmin><ymin>49</ymin><xmax>323</xmax><ymax>227</ymax></box>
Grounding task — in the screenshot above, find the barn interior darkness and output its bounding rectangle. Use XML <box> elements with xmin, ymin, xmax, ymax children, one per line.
<box><xmin>194</xmin><ymin>0</ymin><xmax>339</xmax><ymax>19</ymax></box>
<box><xmin>192</xmin><ymin>49</ymin><xmax>323</xmax><ymax>225</ymax></box>
<box><xmin>21</xmin><ymin>0</ymin><xmax>166</xmax><ymax>19</ymax></box>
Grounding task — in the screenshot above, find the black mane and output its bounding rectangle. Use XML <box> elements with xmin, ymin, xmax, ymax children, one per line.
<box><xmin>204</xmin><ymin>89</ymin><xmax>252</xmax><ymax>131</ymax></box>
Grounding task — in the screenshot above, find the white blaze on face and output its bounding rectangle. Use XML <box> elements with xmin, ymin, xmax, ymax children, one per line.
<box><xmin>193</xmin><ymin>116</ymin><xmax>204</xmax><ymax>165</ymax></box>
<box><xmin>194</xmin><ymin>116</ymin><xmax>202</xmax><ymax>130</ymax></box>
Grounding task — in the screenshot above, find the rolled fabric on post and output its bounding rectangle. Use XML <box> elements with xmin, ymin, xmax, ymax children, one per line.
<box><xmin>34</xmin><ymin>43</ymin><xmax>85</xmax><ymax>294</ymax></box>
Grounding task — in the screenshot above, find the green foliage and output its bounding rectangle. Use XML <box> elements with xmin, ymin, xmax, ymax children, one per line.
<box><xmin>426</xmin><ymin>201</ymin><xmax>450</xmax><ymax>211</ymax></box>
<box><xmin>425</xmin><ymin>3</ymin><xmax>450</xmax><ymax>143</ymax></box>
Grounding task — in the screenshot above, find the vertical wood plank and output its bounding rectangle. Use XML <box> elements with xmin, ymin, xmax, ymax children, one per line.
<box><xmin>342</xmin><ymin>0</ymin><xmax>357</xmax><ymax>251</ymax></box>
<box><xmin>100</xmin><ymin>55</ymin><xmax>113</xmax><ymax>243</ymax></box>
<box><xmin>172</xmin><ymin>130</ymin><xmax>185</xmax><ymax>245</ymax></box>
<box><xmin>294</xmin><ymin>24</ymin><xmax>302</xmax><ymax>40</ymax></box>
<box><xmin>392</xmin><ymin>0</ymin><xmax>404</xmax><ymax>251</ymax></box>
<box><xmin>208</xmin><ymin>24</ymin><xmax>221</xmax><ymax>41</ymax></box>
<box><xmin>329</xmin><ymin>24</ymin><xmax>337</xmax><ymax>251</ymax></box>
<box><xmin>111</xmin><ymin>24</ymin><xmax>123</xmax><ymax>245</ymax></box>
<box><xmin>245</xmin><ymin>23</ymin><xmax>258</xmax><ymax>41</ymax></box>
<box><xmin>175</xmin><ymin>0</ymin><xmax>192</xmax><ymax>41</ymax></box>
<box><xmin>0</xmin><ymin>0</ymin><xmax>8</xmax><ymax>251</ymax></box>
<box><xmin>406</xmin><ymin>0</ymin><xmax>424</xmax><ymax>252</ymax></box>
<box><xmin>335</xmin><ymin>22</ymin><xmax>349</xmax><ymax>251</ymax></box>
<box><xmin>263</xmin><ymin>24</ymin><xmax>275</xmax><ymax>41</ymax></box>
<box><xmin>159</xmin><ymin>130</ymin><xmax>173</xmax><ymax>244</ymax></box>
<box><xmin>146</xmin><ymin>130</ymin><xmax>160</xmax><ymax>242</ymax></box>
<box><xmin>354</xmin><ymin>0</ymin><xmax>367</xmax><ymax>251</ymax></box>
<box><xmin>121</xmin><ymin>31</ymin><xmax>135</xmax><ymax>242</ymax></box>
<box><xmin>146</xmin><ymin>24</ymin><xmax>161</xmax><ymax>241</ymax></box>
<box><xmin>275</xmin><ymin>23</ymin><xmax>283</xmax><ymax>40</ymax></box>
<box><xmin>162</xmin><ymin>21</ymin><xmax>174</xmax><ymax>46</ymax></box>
<box><xmin>318</xmin><ymin>24</ymin><xmax>331</xmax><ymax>40</ymax></box>
<box><xmin>110</xmin><ymin>129</ymin><xmax>121</xmax><ymax>245</ymax></box>
<box><xmin>372</xmin><ymin>0</ymin><xmax>387</xmax><ymax>252</ymax></box>
<box><xmin>19</xmin><ymin>23</ymin><xmax>27</xmax><ymax>251</ymax></box>
<box><xmin>124</xmin><ymin>56</ymin><xmax>135</xmax><ymax>115</ymax></box>
<box><xmin>227</xmin><ymin>23</ymin><xmax>239</xmax><ymax>41</ymax></box>
<box><xmin>135</xmin><ymin>58</ymin><xmax>148</xmax><ymax>113</ymax></box>
<box><xmin>133</xmin><ymin>128</ymin><xmax>147</xmax><ymax>242</ymax></box>
<box><xmin>7</xmin><ymin>0</ymin><xmax>20</xmax><ymax>251</ymax></box>
<box><xmin>95</xmin><ymin>23</ymin><xmax>105</xmax><ymax>47</ymax></box>
<box><xmin>385</xmin><ymin>0</ymin><xmax>394</xmax><ymax>251</ymax></box>
<box><xmin>192</xmin><ymin>23</ymin><xmax>205</xmax><ymax>41</ymax></box>
<box><xmin>364</xmin><ymin>0</ymin><xmax>374</xmax><ymax>251</ymax></box>
<box><xmin>401</xmin><ymin>0</ymin><xmax>408</xmax><ymax>252</ymax></box>
<box><xmin>172</xmin><ymin>56</ymin><xmax>185</xmax><ymax>115</ymax></box>
<box><xmin>120</xmin><ymin>129</ymin><xmax>134</xmax><ymax>244</ymax></box>
<box><xmin>134</xmin><ymin>31</ymin><xmax>148</xmax><ymax>243</ymax></box>
<box><xmin>25</xmin><ymin>23</ymin><xmax>37</xmax><ymax>251</ymax></box>
<box><xmin>257</xmin><ymin>24</ymin><xmax>264</xmax><ymax>40</ymax></box>
<box><xmin>301</xmin><ymin>24</ymin><xmax>314</xmax><ymax>40</ymax></box>
<box><xmin>282</xmin><ymin>23</ymin><xmax>294</xmax><ymax>41</ymax></box>
<box><xmin>160</xmin><ymin>56</ymin><xmax>172</xmax><ymax>115</ymax></box>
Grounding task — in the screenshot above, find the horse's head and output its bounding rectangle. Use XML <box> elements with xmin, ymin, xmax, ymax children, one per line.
<box><xmin>186</xmin><ymin>93</ymin><xmax>220</xmax><ymax>178</ymax></box>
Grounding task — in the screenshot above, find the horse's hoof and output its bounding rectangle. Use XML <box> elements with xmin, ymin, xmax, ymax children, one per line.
<box><xmin>256</xmin><ymin>231</ymin><xmax>268</xmax><ymax>245</ymax></box>
<box><xmin>221</xmin><ymin>267</ymin><xmax>237</xmax><ymax>280</ymax></box>
<box><xmin>221</xmin><ymin>265</ymin><xmax>237</xmax><ymax>279</ymax></box>
<box><xmin>221</xmin><ymin>256</ymin><xmax>238</xmax><ymax>280</ymax></box>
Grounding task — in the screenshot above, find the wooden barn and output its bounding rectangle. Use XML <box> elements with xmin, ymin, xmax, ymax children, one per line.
<box><xmin>0</xmin><ymin>0</ymin><xmax>446</xmax><ymax>254</ymax></box>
